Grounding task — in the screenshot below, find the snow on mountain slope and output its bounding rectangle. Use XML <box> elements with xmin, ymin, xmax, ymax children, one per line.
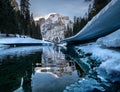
<box><xmin>63</xmin><ymin>0</ymin><xmax>120</xmax><ymax>44</ymax></box>
<box><xmin>37</xmin><ymin>13</ymin><xmax>73</xmax><ymax>43</ymax></box>
<box><xmin>97</xmin><ymin>29</ymin><xmax>120</xmax><ymax>47</ymax></box>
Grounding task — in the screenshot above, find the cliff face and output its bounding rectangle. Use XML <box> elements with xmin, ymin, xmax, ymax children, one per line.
<box><xmin>37</xmin><ymin>13</ymin><xmax>73</xmax><ymax>43</ymax></box>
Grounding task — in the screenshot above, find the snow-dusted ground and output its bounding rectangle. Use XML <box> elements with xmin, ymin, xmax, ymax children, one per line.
<box><xmin>76</xmin><ymin>42</ymin><xmax>120</xmax><ymax>74</ymax></box>
<box><xmin>0</xmin><ymin>37</ymin><xmax>52</xmax><ymax>50</ymax></box>
<box><xmin>0</xmin><ymin>36</ymin><xmax>54</xmax><ymax>60</ymax></box>
<box><xmin>0</xmin><ymin>37</ymin><xmax>50</xmax><ymax>44</ymax></box>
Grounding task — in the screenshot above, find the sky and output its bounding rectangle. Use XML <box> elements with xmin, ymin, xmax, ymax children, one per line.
<box><xmin>17</xmin><ymin>0</ymin><xmax>92</xmax><ymax>20</ymax></box>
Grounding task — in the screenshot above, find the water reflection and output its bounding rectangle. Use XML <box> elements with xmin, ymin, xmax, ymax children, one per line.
<box><xmin>41</xmin><ymin>47</ymin><xmax>76</xmax><ymax>77</ymax></box>
<box><xmin>0</xmin><ymin>48</ymin><xmax>42</xmax><ymax>92</ymax></box>
<box><xmin>0</xmin><ymin>46</ymin><xmax>79</xmax><ymax>92</ymax></box>
<box><xmin>61</xmin><ymin>46</ymin><xmax>120</xmax><ymax>92</ymax></box>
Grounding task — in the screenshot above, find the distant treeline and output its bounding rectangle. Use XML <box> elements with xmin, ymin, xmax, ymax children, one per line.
<box><xmin>65</xmin><ymin>0</ymin><xmax>111</xmax><ymax>38</ymax></box>
<box><xmin>0</xmin><ymin>0</ymin><xmax>42</xmax><ymax>39</ymax></box>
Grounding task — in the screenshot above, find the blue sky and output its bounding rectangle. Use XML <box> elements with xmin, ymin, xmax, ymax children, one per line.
<box><xmin>17</xmin><ymin>0</ymin><xmax>91</xmax><ymax>20</ymax></box>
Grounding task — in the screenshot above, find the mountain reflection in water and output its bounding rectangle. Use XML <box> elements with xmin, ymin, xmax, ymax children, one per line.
<box><xmin>0</xmin><ymin>46</ymin><xmax>79</xmax><ymax>92</ymax></box>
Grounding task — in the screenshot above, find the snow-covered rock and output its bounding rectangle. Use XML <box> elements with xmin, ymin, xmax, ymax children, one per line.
<box><xmin>97</xmin><ymin>29</ymin><xmax>120</xmax><ymax>47</ymax></box>
<box><xmin>63</xmin><ymin>0</ymin><xmax>120</xmax><ymax>44</ymax></box>
<box><xmin>37</xmin><ymin>13</ymin><xmax>73</xmax><ymax>43</ymax></box>
<box><xmin>76</xmin><ymin>43</ymin><xmax>120</xmax><ymax>74</ymax></box>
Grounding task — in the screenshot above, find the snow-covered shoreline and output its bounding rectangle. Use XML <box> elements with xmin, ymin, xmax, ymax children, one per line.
<box><xmin>76</xmin><ymin>43</ymin><xmax>120</xmax><ymax>74</ymax></box>
<box><xmin>74</xmin><ymin>27</ymin><xmax>120</xmax><ymax>74</ymax></box>
<box><xmin>66</xmin><ymin>38</ymin><xmax>120</xmax><ymax>91</ymax></box>
<box><xmin>0</xmin><ymin>37</ymin><xmax>53</xmax><ymax>49</ymax></box>
<box><xmin>0</xmin><ymin>37</ymin><xmax>51</xmax><ymax>44</ymax></box>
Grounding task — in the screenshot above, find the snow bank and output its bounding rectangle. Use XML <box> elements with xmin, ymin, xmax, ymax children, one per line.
<box><xmin>63</xmin><ymin>0</ymin><xmax>120</xmax><ymax>44</ymax></box>
<box><xmin>97</xmin><ymin>29</ymin><xmax>120</xmax><ymax>47</ymax></box>
<box><xmin>76</xmin><ymin>43</ymin><xmax>120</xmax><ymax>74</ymax></box>
<box><xmin>100</xmin><ymin>59</ymin><xmax>120</xmax><ymax>74</ymax></box>
<box><xmin>0</xmin><ymin>37</ymin><xmax>50</xmax><ymax>44</ymax></box>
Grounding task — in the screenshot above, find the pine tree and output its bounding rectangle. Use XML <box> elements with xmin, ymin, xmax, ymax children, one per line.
<box><xmin>73</xmin><ymin>16</ymin><xmax>88</xmax><ymax>36</ymax></box>
<box><xmin>0</xmin><ymin>0</ymin><xmax>18</xmax><ymax>36</ymax></box>
<box><xmin>72</xmin><ymin>0</ymin><xmax>111</xmax><ymax>36</ymax></box>
<box><xmin>29</xmin><ymin>13</ymin><xmax>42</xmax><ymax>39</ymax></box>
<box><xmin>88</xmin><ymin>0</ymin><xmax>111</xmax><ymax>21</ymax></box>
<box><xmin>36</xmin><ymin>24</ymin><xmax>42</xmax><ymax>39</ymax></box>
<box><xmin>20</xmin><ymin>0</ymin><xmax>25</xmax><ymax>17</ymax></box>
<box><xmin>20</xmin><ymin>0</ymin><xmax>30</xmax><ymax>35</ymax></box>
<box><xmin>0</xmin><ymin>0</ymin><xmax>42</xmax><ymax>39</ymax></box>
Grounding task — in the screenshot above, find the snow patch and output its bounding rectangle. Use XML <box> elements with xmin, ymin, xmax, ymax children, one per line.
<box><xmin>76</xmin><ymin>43</ymin><xmax>120</xmax><ymax>74</ymax></box>
<box><xmin>0</xmin><ymin>37</ymin><xmax>50</xmax><ymax>44</ymax></box>
<box><xmin>100</xmin><ymin>59</ymin><xmax>120</xmax><ymax>74</ymax></box>
<box><xmin>97</xmin><ymin>29</ymin><xmax>120</xmax><ymax>47</ymax></box>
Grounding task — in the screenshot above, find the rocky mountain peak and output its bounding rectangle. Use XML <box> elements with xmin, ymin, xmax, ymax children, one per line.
<box><xmin>36</xmin><ymin>13</ymin><xmax>73</xmax><ymax>43</ymax></box>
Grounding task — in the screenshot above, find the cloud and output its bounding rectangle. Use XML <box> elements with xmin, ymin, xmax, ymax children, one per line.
<box><xmin>29</xmin><ymin>0</ymin><xmax>92</xmax><ymax>19</ymax></box>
